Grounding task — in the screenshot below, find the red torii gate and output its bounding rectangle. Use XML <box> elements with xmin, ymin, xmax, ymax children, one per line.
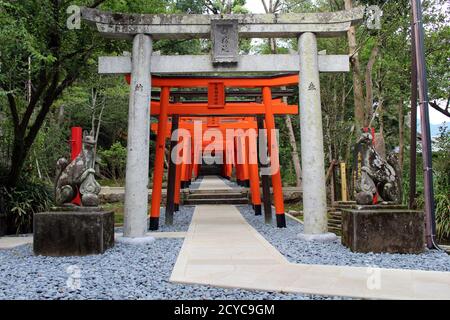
<box><xmin>126</xmin><ymin>74</ymin><xmax>299</xmax><ymax>230</ymax></box>
<box><xmin>150</xmin><ymin>116</ymin><xmax>262</xmax><ymax>216</ymax></box>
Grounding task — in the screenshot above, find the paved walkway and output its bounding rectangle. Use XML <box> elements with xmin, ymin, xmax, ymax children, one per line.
<box><xmin>170</xmin><ymin>178</ymin><xmax>450</xmax><ymax>300</ymax></box>
<box><xmin>0</xmin><ymin>236</ymin><xmax>33</xmax><ymax>250</ymax></box>
<box><xmin>198</xmin><ymin>176</ymin><xmax>232</xmax><ymax>191</ymax></box>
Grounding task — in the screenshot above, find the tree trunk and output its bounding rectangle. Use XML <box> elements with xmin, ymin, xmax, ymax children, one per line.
<box><xmin>57</xmin><ymin>105</ymin><xmax>65</xmax><ymax>126</ymax></box>
<box><xmin>374</xmin><ymin>98</ymin><xmax>386</xmax><ymax>159</ymax></box>
<box><xmin>261</xmin><ymin>0</ymin><xmax>303</xmax><ymax>190</ymax></box>
<box><xmin>7</xmin><ymin>132</ymin><xmax>27</xmax><ymax>187</ymax></box>
<box><xmin>344</xmin><ymin>0</ymin><xmax>365</xmax><ymax>129</ymax></box>
<box><xmin>398</xmin><ymin>98</ymin><xmax>405</xmax><ymax>176</ymax></box>
<box><xmin>284</xmin><ymin>115</ymin><xmax>302</xmax><ymax>188</ymax></box>
<box><xmin>364</xmin><ymin>44</ymin><xmax>380</xmax><ymax>127</ymax></box>
<box><xmin>93</xmin><ymin>97</ymin><xmax>105</xmax><ymax>168</ymax></box>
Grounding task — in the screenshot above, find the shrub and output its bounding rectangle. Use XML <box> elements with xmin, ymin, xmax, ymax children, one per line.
<box><xmin>98</xmin><ymin>142</ymin><xmax>127</xmax><ymax>182</ymax></box>
<box><xmin>0</xmin><ymin>179</ymin><xmax>53</xmax><ymax>234</ymax></box>
<box><xmin>416</xmin><ymin>125</ymin><xmax>450</xmax><ymax>242</ymax></box>
<box><xmin>435</xmin><ymin>193</ymin><xmax>450</xmax><ymax>241</ymax></box>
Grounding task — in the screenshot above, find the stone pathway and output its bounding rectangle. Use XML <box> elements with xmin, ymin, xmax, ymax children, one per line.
<box><xmin>0</xmin><ymin>236</ymin><xmax>33</xmax><ymax>250</ymax></box>
<box><xmin>170</xmin><ymin>178</ymin><xmax>450</xmax><ymax>300</ymax></box>
<box><xmin>198</xmin><ymin>175</ymin><xmax>232</xmax><ymax>190</ymax></box>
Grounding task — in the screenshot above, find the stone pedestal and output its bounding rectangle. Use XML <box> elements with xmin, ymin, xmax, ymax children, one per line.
<box><xmin>33</xmin><ymin>208</ymin><xmax>114</xmax><ymax>256</ymax></box>
<box><xmin>341</xmin><ymin>209</ymin><xmax>425</xmax><ymax>254</ymax></box>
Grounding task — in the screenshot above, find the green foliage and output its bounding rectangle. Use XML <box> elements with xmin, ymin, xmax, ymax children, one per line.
<box><xmin>434</xmin><ymin>193</ymin><xmax>450</xmax><ymax>241</ymax></box>
<box><xmin>0</xmin><ymin>179</ymin><xmax>53</xmax><ymax>234</ymax></box>
<box><xmin>98</xmin><ymin>142</ymin><xmax>127</xmax><ymax>181</ymax></box>
<box><xmin>432</xmin><ymin>126</ymin><xmax>450</xmax><ymax>241</ymax></box>
<box><xmin>433</xmin><ymin>126</ymin><xmax>450</xmax><ymax>190</ymax></box>
<box><xmin>415</xmin><ymin>126</ymin><xmax>450</xmax><ymax>241</ymax></box>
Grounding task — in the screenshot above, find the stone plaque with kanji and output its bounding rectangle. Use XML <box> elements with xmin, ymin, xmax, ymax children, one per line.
<box><xmin>211</xmin><ymin>19</ymin><xmax>239</xmax><ymax>65</ymax></box>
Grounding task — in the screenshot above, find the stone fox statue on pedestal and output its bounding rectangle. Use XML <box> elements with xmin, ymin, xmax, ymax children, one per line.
<box><xmin>355</xmin><ymin>132</ymin><xmax>401</xmax><ymax>205</ymax></box>
<box><xmin>55</xmin><ymin>134</ymin><xmax>101</xmax><ymax>207</ymax></box>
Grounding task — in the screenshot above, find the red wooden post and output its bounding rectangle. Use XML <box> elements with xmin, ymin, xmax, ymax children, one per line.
<box><xmin>234</xmin><ymin>136</ymin><xmax>242</xmax><ymax>185</ymax></box>
<box><xmin>262</xmin><ymin>87</ymin><xmax>286</xmax><ymax>228</ymax></box>
<box><xmin>247</xmin><ymin>132</ymin><xmax>262</xmax><ymax>215</ymax></box>
<box><xmin>150</xmin><ymin>87</ymin><xmax>170</xmax><ymax>230</ymax></box>
<box><xmin>71</xmin><ymin>127</ymin><xmax>82</xmax><ymax>205</ymax></box>
<box><xmin>174</xmin><ymin>139</ymin><xmax>183</xmax><ymax>212</ymax></box>
<box><xmin>241</xmin><ymin>135</ymin><xmax>250</xmax><ymax>187</ymax></box>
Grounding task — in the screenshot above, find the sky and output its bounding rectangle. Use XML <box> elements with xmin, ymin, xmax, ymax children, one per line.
<box><xmin>427</xmin><ymin>106</ymin><xmax>449</xmax><ymax>125</ymax></box>
<box><xmin>245</xmin><ymin>0</ymin><xmax>266</xmax><ymax>13</ymax></box>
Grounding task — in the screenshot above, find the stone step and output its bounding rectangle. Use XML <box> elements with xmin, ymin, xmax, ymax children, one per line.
<box><xmin>333</xmin><ymin>201</ymin><xmax>357</xmax><ymax>206</ymax></box>
<box><xmin>333</xmin><ymin>204</ymin><xmax>359</xmax><ymax>209</ymax></box>
<box><xmin>184</xmin><ymin>198</ymin><xmax>249</xmax><ymax>205</ymax></box>
<box><xmin>328</xmin><ymin>221</ymin><xmax>341</xmax><ymax>227</ymax></box>
<box><xmin>328</xmin><ymin>227</ymin><xmax>342</xmax><ymax>234</ymax></box>
<box><xmin>188</xmin><ymin>189</ymin><xmax>246</xmax><ymax>195</ymax></box>
<box><xmin>329</xmin><ymin>211</ymin><xmax>342</xmax><ymax>216</ymax></box>
<box><xmin>328</xmin><ymin>218</ymin><xmax>342</xmax><ymax>224</ymax></box>
<box><xmin>355</xmin><ymin>204</ymin><xmax>408</xmax><ymax>210</ymax></box>
<box><xmin>187</xmin><ymin>193</ymin><xmax>247</xmax><ymax>200</ymax></box>
<box><xmin>334</xmin><ymin>203</ymin><xmax>408</xmax><ymax>210</ymax></box>
<box><xmin>328</xmin><ymin>227</ymin><xmax>341</xmax><ymax>232</ymax></box>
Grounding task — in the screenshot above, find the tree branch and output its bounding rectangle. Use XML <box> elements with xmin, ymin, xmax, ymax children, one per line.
<box><xmin>430</xmin><ymin>100</ymin><xmax>450</xmax><ymax>118</ymax></box>
<box><xmin>364</xmin><ymin>43</ymin><xmax>380</xmax><ymax>126</ymax></box>
<box><xmin>90</xmin><ymin>0</ymin><xmax>107</xmax><ymax>8</ymax></box>
<box><xmin>19</xmin><ymin>69</ymin><xmax>49</xmax><ymax>133</ymax></box>
<box><xmin>205</xmin><ymin>0</ymin><xmax>219</xmax><ymax>14</ymax></box>
<box><xmin>261</xmin><ymin>0</ymin><xmax>269</xmax><ymax>13</ymax></box>
<box><xmin>273</xmin><ymin>0</ymin><xmax>281</xmax><ymax>13</ymax></box>
<box><xmin>5</xmin><ymin>91</ymin><xmax>20</xmax><ymax>129</ymax></box>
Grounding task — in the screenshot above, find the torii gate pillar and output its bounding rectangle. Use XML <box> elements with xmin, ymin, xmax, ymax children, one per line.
<box><xmin>121</xmin><ymin>34</ymin><xmax>155</xmax><ymax>242</ymax></box>
<box><xmin>298</xmin><ymin>32</ymin><xmax>337</xmax><ymax>242</ymax></box>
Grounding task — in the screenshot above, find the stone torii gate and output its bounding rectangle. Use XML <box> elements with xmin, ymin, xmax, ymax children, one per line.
<box><xmin>81</xmin><ymin>6</ymin><xmax>364</xmax><ymax>242</ymax></box>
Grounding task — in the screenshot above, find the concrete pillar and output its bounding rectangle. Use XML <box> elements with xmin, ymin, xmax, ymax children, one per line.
<box><xmin>298</xmin><ymin>32</ymin><xmax>336</xmax><ymax>241</ymax></box>
<box><xmin>121</xmin><ymin>34</ymin><xmax>154</xmax><ymax>242</ymax></box>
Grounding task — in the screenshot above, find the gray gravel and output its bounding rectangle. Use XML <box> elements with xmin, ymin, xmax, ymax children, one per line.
<box><xmin>115</xmin><ymin>205</ymin><xmax>195</xmax><ymax>233</ymax></box>
<box><xmin>237</xmin><ymin>205</ymin><xmax>450</xmax><ymax>272</ymax></box>
<box><xmin>3</xmin><ymin>202</ymin><xmax>443</xmax><ymax>300</ymax></box>
<box><xmin>0</xmin><ymin>235</ymin><xmax>339</xmax><ymax>300</ymax></box>
<box><xmin>157</xmin><ymin>206</ymin><xmax>195</xmax><ymax>233</ymax></box>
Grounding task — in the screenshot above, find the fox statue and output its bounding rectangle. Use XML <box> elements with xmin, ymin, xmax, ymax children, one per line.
<box><xmin>55</xmin><ymin>133</ymin><xmax>101</xmax><ymax>207</ymax></box>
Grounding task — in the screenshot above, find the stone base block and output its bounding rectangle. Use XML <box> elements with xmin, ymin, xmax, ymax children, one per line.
<box><xmin>116</xmin><ymin>236</ymin><xmax>156</xmax><ymax>245</ymax></box>
<box><xmin>298</xmin><ymin>232</ymin><xmax>338</xmax><ymax>242</ymax></box>
<box><xmin>33</xmin><ymin>210</ymin><xmax>114</xmax><ymax>256</ymax></box>
<box><xmin>342</xmin><ymin>209</ymin><xmax>425</xmax><ymax>254</ymax></box>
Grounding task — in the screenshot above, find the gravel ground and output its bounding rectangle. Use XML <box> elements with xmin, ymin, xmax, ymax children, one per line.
<box><xmin>2</xmin><ymin>201</ymin><xmax>445</xmax><ymax>300</ymax></box>
<box><xmin>237</xmin><ymin>205</ymin><xmax>450</xmax><ymax>272</ymax></box>
<box><xmin>0</xmin><ymin>233</ymin><xmax>339</xmax><ymax>300</ymax></box>
<box><xmin>115</xmin><ymin>206</ymin><xmax>195</xmax><ymax>233</ymax></box>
